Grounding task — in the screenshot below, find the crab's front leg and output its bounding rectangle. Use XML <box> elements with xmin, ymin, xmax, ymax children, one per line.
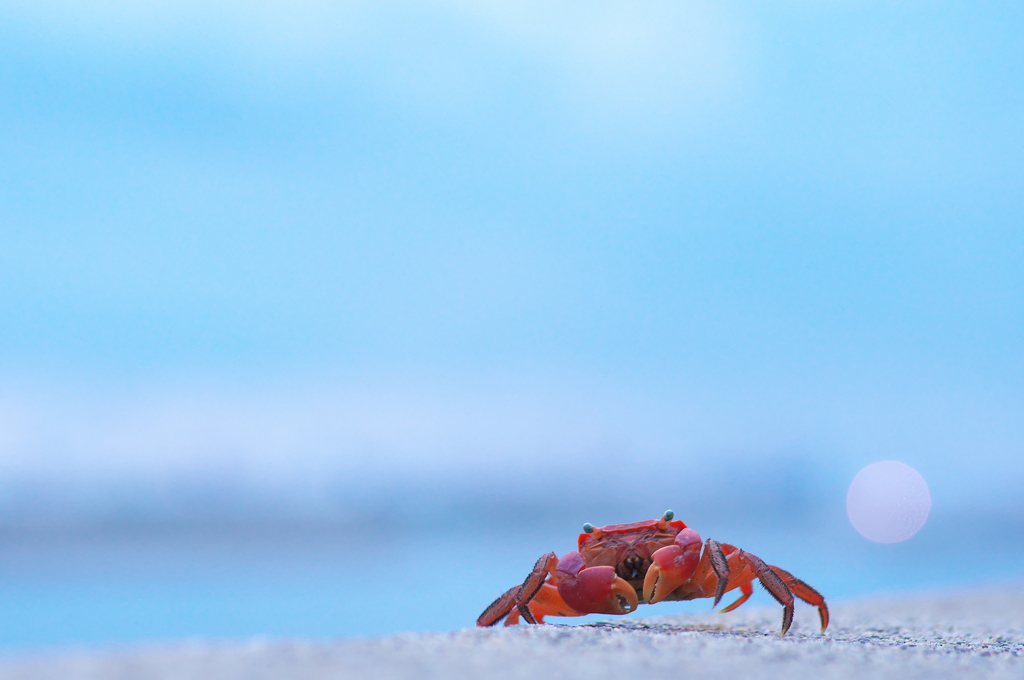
<box><xmin>477</xmin><ymin>553</ymin><xmax>559</xmax><ymax>626</ymax></box>
<box><xmin>477</xmin><ymin>553</ymin><xmax>590</xmax><ymax>626</ymax></box>
<box><xmin>642</xmin><ymin>528</ymin><xmax>708</xmax><ymax>603</ymax></box>
<box><xmin>554</xmin><ymin>551</ymin><xmax>639</xmax><ymax>616</ymax></box>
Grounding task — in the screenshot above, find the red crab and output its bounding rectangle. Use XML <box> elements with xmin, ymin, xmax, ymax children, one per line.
<box><xmin>477</xmin><ymin>511</ymin><xmax>828</xmax><ymax>636</ymax></box>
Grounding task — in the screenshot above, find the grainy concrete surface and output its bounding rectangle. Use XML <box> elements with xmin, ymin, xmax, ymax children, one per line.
<box><xmin>2</xmin><ymin>587</ymin><xmax>1022</xmax><ymax>679</ymax></box>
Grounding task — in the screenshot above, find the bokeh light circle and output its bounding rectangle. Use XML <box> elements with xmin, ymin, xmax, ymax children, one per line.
<box><xmin>846</xmin><ymin>461</ymin><xmax>931</xmax><ymax>543</ymax></box>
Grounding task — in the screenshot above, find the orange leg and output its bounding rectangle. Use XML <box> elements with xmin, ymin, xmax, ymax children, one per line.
<box><xmin>768</xmin><ymin>565</ymin><xmax>829</xmax><ymax>632</ymax></box>
<box><xmin>477</xmin><ymin>553</ymin><xmax>558</xmax><ymax>626</ymax></box>
<box><xmin>682</xmin><ymin>541</ymin><xmax>826</xmax><ymax>636</ymax></box>
<box><xmin>727</xmin><ymin>549</ymin><xmax>795</xmax><ymax>635</ymax></box>
<box><xmin>480</xmin><ymin>584</ymin><xmax>522</xmax><ymax>626</ymax></box>
<box><xmin>477</xmin><ymin>553</ymin><xmax>587</xmax><ymax>626</ymax></box>
<box><xmin>518</xmin><ymin>582</ymin><xmax>585</xmax><ymax>623</ymax></box>
<box><xmin>718</xmin><ymin>582</ymin><xmax>753</xmax><ymax>612</ymax></box>
<box><xmin>691</xmin><ymin>541</ymin><xmax>755</xmax><ymax>603</ymax></box>
<box><xmin>647</xmin><ymin>538</ymin><xmax>748</xmax><ymax>609</ymax></box>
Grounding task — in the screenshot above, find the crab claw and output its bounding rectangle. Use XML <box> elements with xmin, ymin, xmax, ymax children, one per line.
<box><xmin>555</xmin><ymin>554</ymin><xmax>638</xmax><ymax>616</ymax></box>
<box><xmin>643</xmin><ymin>534</ymin><xmax>701</xmax><ymax>604</ymax></box>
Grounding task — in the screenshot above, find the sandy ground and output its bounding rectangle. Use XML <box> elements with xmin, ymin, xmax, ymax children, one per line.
<box><xmin>1</xmin><ymin>587</ymin><xmax>1022</xmax><ymax>680</ymax></box>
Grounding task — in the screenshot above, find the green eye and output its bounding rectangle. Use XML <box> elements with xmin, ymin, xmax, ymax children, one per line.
<box><xmin>663</xmin><ymin>510</ymin><xmax>674</xmax><ymax>521</ymax></box>
<box><xmin>582</xmin><ymin>523</ymin><xmax>595</xmax><ymax>533</ymax></box>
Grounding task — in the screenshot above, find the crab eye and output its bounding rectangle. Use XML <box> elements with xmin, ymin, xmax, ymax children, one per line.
<box><xmin>662</xmin><ymin>510</ymin><xmax>674</xmax><ymax>521</ymax></box>
<box><xmin>582</xmin><ymin>523</ymin><xmax>595</xmax><ymax>533</ymax></box>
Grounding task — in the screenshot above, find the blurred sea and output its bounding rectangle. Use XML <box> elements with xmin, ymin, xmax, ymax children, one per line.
<box><xmin>1</xmin><ymin>475</ymin><xmax>1021</xmax><ymax>651</ymax></box>
<box><xmin>1</xmin><ymin>380</ymin><xmax>1022</xmax><ymax>650</ymax></box>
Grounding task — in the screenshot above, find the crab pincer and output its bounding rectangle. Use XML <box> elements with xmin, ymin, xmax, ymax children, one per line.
<box><xmin>642</xmin><ymin>528</ymin><xmax>704</xmax><ymax>604</ymax></box>
<box><xmin>555</xmin><ymin>552</ymin><xmax>638</xmax><ymax>616</ymax></box>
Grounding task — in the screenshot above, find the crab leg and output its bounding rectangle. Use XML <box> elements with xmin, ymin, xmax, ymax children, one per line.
<box><xmin>476</xmin><ymin>552</ymin><xmax>558</xmax><ymax>627</ymax></box>
<box><xmin>680</xmin><ymin>542</ymin><xmax>752</xmax><ymax>604</ymax></box>
<box><xmin>744</xmin><ymin>552</ymin><xmax>795</xmax><ymax>636</ymax></box>
<box><xmin>478</xmin><ymin>584</ymin><xmax>521</xmax><ymax>627</ymax></box>
<box><xmin>718</xmin><ymin>582</ymin><xmax>754</xmax><ymax>612</ymax></box>
<box><xmin>768</xmin><ymin>565</ymin><xmax>830</xmax><ymax>633</ymax></box>
<box><xmin>693</xmin><ymin>543</ymin><xmax>751</xmax><ymax>599</ymax></box>
<box><xmin>707</xmin><ymin>548</ymin><xmax>829</xmax><ymax>634</ymax></box>
<box><xmin>504</xmin><ymin>582</ymin><xmax>584</xmax><ymax>625</ymax></box>
<box><xmin>706</xmin><ymin>539</ymin><xmax>730</xmax><ymax>607</ymax></box>
<box><xmin>514</xmin><ymin>553</ymin><xmax>559</xmax><ymax>623</ymax></box>
<box><xmin>690</xmin><ymin>543</ymin><xmax>808</xmax><ymax>636</ymax></box>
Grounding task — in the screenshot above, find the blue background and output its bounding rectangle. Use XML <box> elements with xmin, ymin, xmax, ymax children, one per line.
<box><xmin>0</xmin><ymin>1</ymin><xmax>1022</xmax><ymax>649</ymax></box>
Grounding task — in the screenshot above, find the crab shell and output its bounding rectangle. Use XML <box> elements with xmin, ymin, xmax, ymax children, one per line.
<box><xmin>577</xmin><ymin>518</ymin><xmax>689</xmax><ymax>591</ymax></box>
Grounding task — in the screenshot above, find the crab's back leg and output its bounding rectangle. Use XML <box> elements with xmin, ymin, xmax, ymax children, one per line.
<box><xmin>716</xmin><ymin>549</ymin><xmax>829</xmax><ymax>634</ymax></box>
<box><xmin>477</xmin><ymin>552</ymin><xmax>559</xmax><ymax>627</ymax></box>
<box><xmin>691</xmin><ymin>544</ymin><xmax>796</xmax><ymax>636</ymax></box>
<box><xmin>718</xmin><ymin>581</ymin><xmax>754</xmax><ymax>612</ymax></box>
<box><xmin>742</xmin><ymin>552</ymin><xmax>796</xmax><ymax>636</ymax></box>
<box><xmin>666</xmin><ymin>540</ymin><xmax>827</xmax><ymax>636</ymax></box>
<box><xmin>768</xmin><ymin>565</ymin><xmax>829</xmax><ymax>633</ymax></box>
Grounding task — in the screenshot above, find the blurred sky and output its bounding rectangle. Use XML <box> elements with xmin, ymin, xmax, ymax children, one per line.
<box><xmin>1</xmin><ymin>1</ymin><xmax>1023</xmax><ymax>528</ymax></box>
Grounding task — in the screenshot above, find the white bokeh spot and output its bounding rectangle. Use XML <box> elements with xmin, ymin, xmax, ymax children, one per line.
<box><xmin>847</xmin><ymin>460</ymin><xmax>931</xmax><ymax>543</ymax></box>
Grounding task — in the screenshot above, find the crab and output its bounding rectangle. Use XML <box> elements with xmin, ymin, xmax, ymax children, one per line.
<box><xmin>476</xmin><ymin>510</ymin><xmax>828</xmax><ymax>636</ymax></box>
